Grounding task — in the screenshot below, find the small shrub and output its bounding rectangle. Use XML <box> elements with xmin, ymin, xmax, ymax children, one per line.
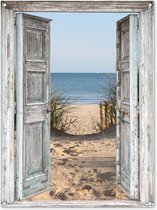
<box><xmin>50</xmin><ymin>90</ymin><xmax>78</xmax><ymax>133</ymax></box>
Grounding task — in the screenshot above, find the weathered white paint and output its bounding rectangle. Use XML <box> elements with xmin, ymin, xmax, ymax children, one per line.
<box><xmin>5</xmin><ymin>1</ymin><xmax>150</xmax><ymax>12</ymax></box>
<box><xmin>16</xmin><ymin>13</ymin><xmax>51</xmax><ymax>200</ymax></box>
<box><xmin>3</xmin><ymin>200</ymin><xmax>152</xmax><ymax>208</ymax></box>
<box><xmin>129</xmin><ymin>14</ymin><xmax>139</xmax><ymax>199</ymax></box>
<box><xmin>0</xmin><ymin>0</ymin><xmax>155</xmax><ymax>207</ymax></box>
<box><xmin>16</xmin><ymin>13</ymin><xmax>24</xmax><ymax>201</ymax></box>
<box><xmin>139</xmin><ymin>8</ymin><xmax>155</xmax><ymax>203</ymax></box>
<box><xmin>115</xmin><ymin>20</ymin><xmax>121</xmax><ymax>187</ymax></box>
<box><xmin>3</xmin><ymin>0</ymin><xmax>154</xmax><ymax>2</ymax></box>
<box><xmin>116</xmin><ymin>15</ymin><xmax>139</xmax><ymax>199</ymax></box>
<box><xmin>1</xmin><ymin>7</ymin><xmax>15</xmax><ymax>204</ymax></box>
<box><xmin>117</xmin><ymin>16</ymin><xmax>131</xmax><ymax>196</ymax></box>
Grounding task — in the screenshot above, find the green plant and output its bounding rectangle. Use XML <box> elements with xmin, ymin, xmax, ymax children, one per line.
<box><xmin>50</xmin><ymin>90</ymin><xmax>78</xmax><ymax>133</ymax></box>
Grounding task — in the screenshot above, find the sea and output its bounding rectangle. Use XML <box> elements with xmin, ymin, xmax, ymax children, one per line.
<box><xmin>51</xmin><ymin>73</ymin><xmax>116</xmax><ymax>104</ymax></box>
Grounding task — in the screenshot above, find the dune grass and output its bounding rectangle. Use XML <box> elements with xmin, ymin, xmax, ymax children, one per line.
<box><xmin>50</xmin><ymin>90</ymin><xmax>78</xmax><ymax>133</ymax></box>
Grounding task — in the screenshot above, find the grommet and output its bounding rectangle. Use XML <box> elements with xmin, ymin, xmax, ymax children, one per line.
<box><xmin>3</xmin><ymin>2</ymin><xmax>7</xmax><ymax>7</ymax></box>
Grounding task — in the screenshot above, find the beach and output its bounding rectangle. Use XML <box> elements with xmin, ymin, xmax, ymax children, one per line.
<box><xmin>64</xmin><ymin>104</ymin><xmax>101</xmax><ymax>135</ymax></box>
<box><xmin>30</xmin><ymin>104</ymin><xmax>127</xmax><ymax>201</ymax></box>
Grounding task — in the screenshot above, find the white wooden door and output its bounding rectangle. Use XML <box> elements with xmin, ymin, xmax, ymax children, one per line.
<box><xmin>116</xmin><ymin>15</ymin><xmax>139</xmax><ymax>199</ymax></box>
<box><xmin>16</xmin><ymin>13</ymin><xmax>51</xmax><ymax>200</ymax></box>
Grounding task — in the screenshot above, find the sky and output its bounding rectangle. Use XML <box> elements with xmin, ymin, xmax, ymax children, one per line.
<box><xmin>31</xmin><ymin>12</ymin><xmax>128</xmax><ymax>73</ymax></box>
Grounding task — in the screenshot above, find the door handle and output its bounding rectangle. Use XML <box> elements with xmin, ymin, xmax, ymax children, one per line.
<box><xmin>46</xmin><ymin>108</ymin><xmax>51</xmax><ymax>113</ymax></box>
<box><xmin>118</xmin><ymin>110</ymin><xmax>129</xmax><ymax>115</ymax></box>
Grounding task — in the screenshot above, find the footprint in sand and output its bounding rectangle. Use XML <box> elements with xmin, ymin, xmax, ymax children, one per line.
<box><xmin>93</xmin><ymin>168</ymin><xmax>97</xmax><ymax>173</ymax></box>
<box><xmin>97</xmin><ymin>172</ymin><xmax>115</xmax><ymax>181</ymax></box>
<box><xmin>54</xmin><ymin>143</ymin><xmax>62</xmax><ymax>147</ymax></box>
<box><xmin>103</xmin><ymin>189</ymin><xmax>114</xmax><ymax>197</ymax></box>
<box><xmin>92</xmin><ymin>149</ymin><xmax>98</xmax><ymax>152</ymax></box>
<box><xmin>93</xmin><ymin>188</ymin><xmax>100</xmax><ymax>198</ymax></box>
<box><xmin>49</xmin><ymin>189</ymin><xmax>56</xmax><ymax>197</ymax></box>
<box><xmin>50</xmin><ymin>148</ymin><xmax>54</xmax><ymax>152</ymax></box>
<box><xmin>58</xmin><ymin>158</ymin><xmax>67</xmax><ymax>165</ymax></box>
<box><xmin>63</xmin><ymin>148</ymin><xmax>77</xmax><ymax>155</ymax></box>
<box><xmin>82</xmin><ymin>185</ymin><xmax>92</xmax><ymax>191</ymax></box>
<box><xmin>71</xmin><ymin>153</ymin><xmax>78</xmax><ymax>157</ymax></box>
<box><xmin>88</xmin><ymin>177</ymin><xmax>95</xmax><ymax>182</ymax></box>
<box><xmin>68</xmin><ymin>192</ymin><xmax>74</xmax><ymax>197</ymax></box>
<box><xmin>79</xmin><ymin>177</ymin><xmax>88</xmax><ymax>182</ymax></box>
<box><xmin>67</xmin><ymin>163</ymin><xmax>74</xmax><ymax>167</ymax></box>
<box><xmin>56</xmin><ymin>192</ymin><xmax>68</xmax><ymax>200</ymax></box>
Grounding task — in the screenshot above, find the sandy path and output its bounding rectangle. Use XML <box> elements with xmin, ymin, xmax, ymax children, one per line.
<box><xmin>30</xmin><ymin>105</ymin><xmax>127</xmax><ymax>201</ymax></box>
<box><xmin>65</xmin><ymin>104</ymin><xmax>100</xmax><ymax>135</ymax></box>
<box><xmin>30</xmin><ymin>127</ymin><xmax>127</xmax><ymax>201</ymax></box>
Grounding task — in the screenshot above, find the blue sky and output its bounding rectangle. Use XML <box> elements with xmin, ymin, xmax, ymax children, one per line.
<box><xmin>32</xmin><ymin>13</ymin><xmax>128</xmax><ymax>73</ymax></box>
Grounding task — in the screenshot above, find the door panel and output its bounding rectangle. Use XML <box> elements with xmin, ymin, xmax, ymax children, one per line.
<box><xmin>16</xmin><ymin>13</ymin><xmax>51</xmax><ymax>200</ymax></box>
<box><xmin>116</xmin><ymin>15</ymin><xmax>139</xmax><ymax>199</ymax></box>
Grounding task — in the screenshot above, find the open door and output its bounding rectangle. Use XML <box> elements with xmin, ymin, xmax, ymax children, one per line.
<box><xmin>116</xmin><ymin>15</ymin><xmax>139</xmax><ymax>199</ymax></box>
<box><xmin>16</xmin><ymin>14</ymin><xmax>51</xmax><ymax>200</ymax></box>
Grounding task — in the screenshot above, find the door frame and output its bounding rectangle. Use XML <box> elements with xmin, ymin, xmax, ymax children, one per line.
<box><xmin>0</xmin><ymin>0</ymin><xmax>155</xmax><ymax>207</ymax></box>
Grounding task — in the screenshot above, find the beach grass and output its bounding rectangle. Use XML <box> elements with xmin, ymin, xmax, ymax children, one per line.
<box><xmin>50</xmin><ymin>90</ymin><xmax>78</xmax><ymax>133</ymax></box>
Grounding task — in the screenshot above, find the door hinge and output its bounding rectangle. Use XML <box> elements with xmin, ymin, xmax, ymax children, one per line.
<box><xmin>149</xmin><ymin>2</ymin><xmax>154</xmax><ymax>15</ymax></box>
<box><xmin>41</xmin><ymin>170</ymin><xmax>48</xmax><ymax>184</ymax></box>
<box><xmin>14</xmin><ymin>102</ymin><xmax>16</xmax><ymax>114</ymax></box>
<box><xmin>23</xmin><ymin>185</ymin><xmax>30</xmax><ymax>190</ymax></box>
<box><xmin>116</xmin><ymin>141</ymin><xmax>120</xmax><ymax>150</ymax></box>
<box><xmin>2</xmin><ymin>201</ymin><xmax>7</xmax><ymax>205</ymax></box>
<box><xmin>149</xmin><ymin>202</ymin><xmax>154</xmax><ymax>206</ymax></box>
<box><xmin>14</xmin><ymin>17</ymin><xmax>16</xmax><ymax>27</ymax></box>
<box><xmin>115</xmin><ymin>160</ymin><xmax>120</xmax><ymax>165</ymax></box>
<box><xmin>137</xmin><ymin>18</ymin><xmax>139</xmax><ymax>30</ymax></box>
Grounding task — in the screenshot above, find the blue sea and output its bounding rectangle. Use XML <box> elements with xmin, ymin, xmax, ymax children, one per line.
<box><xmin>51</xmin><ymin>73</ymin><xmax>116</xmax><ymax>104</ymax></box>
